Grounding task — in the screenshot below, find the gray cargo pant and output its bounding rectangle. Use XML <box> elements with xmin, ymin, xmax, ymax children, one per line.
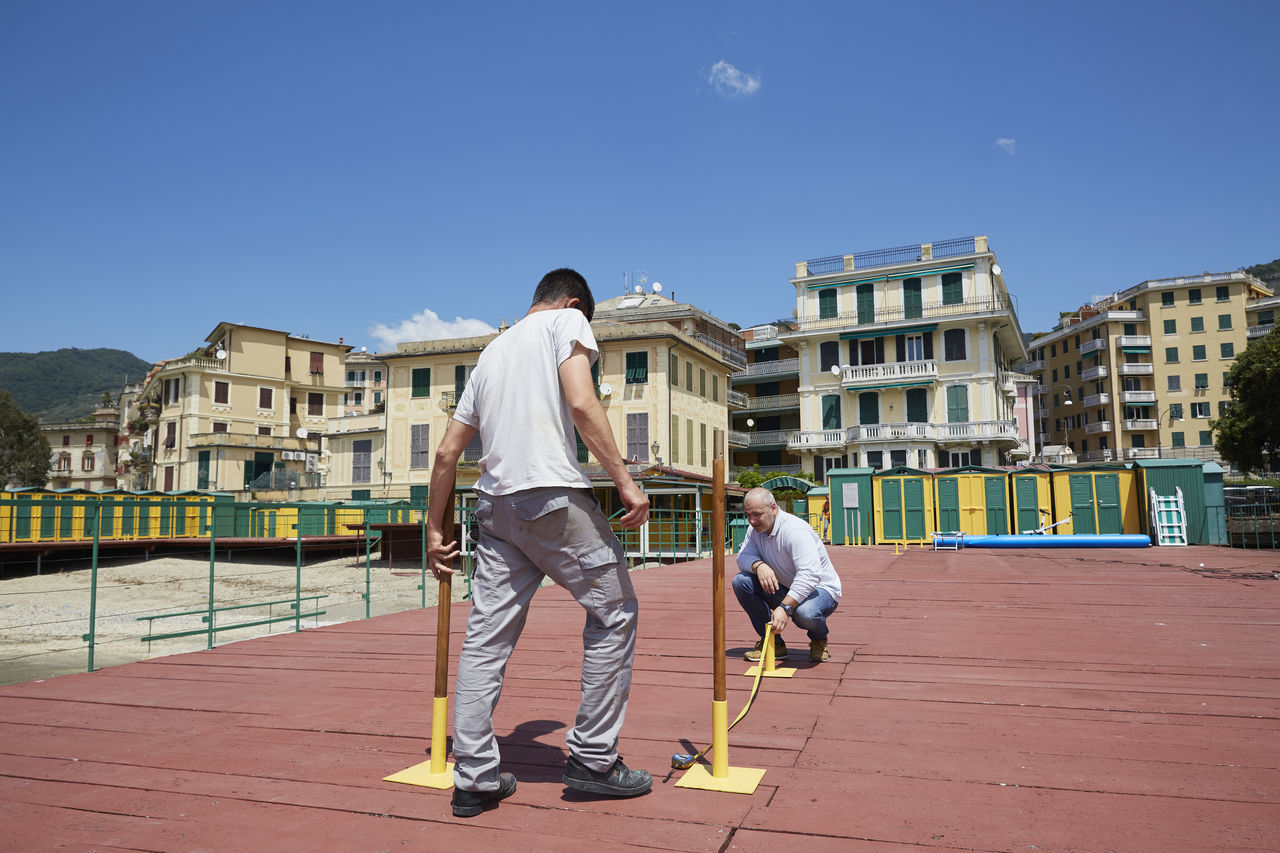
<box><xmin>452</xmin><ymin>487</ymin><xmax>637</xmax><ymax>792</ymax></box>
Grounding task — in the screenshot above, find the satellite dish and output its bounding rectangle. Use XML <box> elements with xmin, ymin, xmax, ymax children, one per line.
<box><xmin>215</xmin><ymin>348</ymin><xmax>226</xmax><ymax>360</ymax></box>
<box><xmin>652</xmin><ymin>282</ymin><xmax>662</xmax><ymax>292</ymax></box>
<box><xmin>633</xmin><ymin>284</ymin><xmax>643</xmax><ymax>294</ymax></box>
<box><xmin>296</xmin><ymin>428</ymin><xmax>309</xmax><ymax>439</ymax></box>
<box><xmin>830</xmin><ymin>364</ymin><xmax>841</xmax><ymax>376</ymax></box>
<box><xmin>360</xmin><ymin>346</ymin><xmax>367</xmax><ymax>352</ymax></box>
<box><xmin>992</xmin><ymin>264</ymin><xmax>1002</xmax><ymax>276</ymax></box>
<box><xmin>599</xmin><ymin>382</ymin><xmax>612</xmax><ymax>397</ymax></box>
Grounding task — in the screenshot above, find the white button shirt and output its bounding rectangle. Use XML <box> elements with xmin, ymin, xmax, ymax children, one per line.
<box><xmin>737</xmin><ymin>509</ymin><xmax>842</xmax><ymax>604</ymax></box>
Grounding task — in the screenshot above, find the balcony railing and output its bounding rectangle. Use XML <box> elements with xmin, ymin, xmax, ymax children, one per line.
<box><xmin>1076</xmin><ymin>449</ymin><xmax>1117</xmax><ymax>463</ymax></box>
<box><xmin>1083</xmin><ymin>393</ymin><xmax>1111</xmax><ymax>407</ymax></box>
<box><xmin>794</xmin><ymin>293</ymin><xmax>1014</xmax><ymax>334</ymax></box>
<box><xmin>1122</xmin><ymin>419</ymin><xmax>1158</xmax><ymax>431</ymax></box>
<box><xmin>1116</xmin><ymin>335</ymin><xmax>1151</xmax><ymax>347</ymax></box>
<box><xmin>1248</xmin><ymin>323</ymin><xmax>1275</xmax><ymax>340</ymax></box>
<box><xmin>786</xmin><ymin>420</ymin><xmax>1019</xmax><ymax>449</ymax></box>
<box><xmin>1084</xmin><ymin>421</ymin><xmax>1112</xmax><ymax>435</ymax></box>
<box><xmin>838</xmin><ymin>360</ymin><xmax>937</xmax><ymax>387</ymax></box>
<box><xmin>743</xmin><ymin>430</ymin><xmax>790</xmax><ymax>448</ymax></box>
<box><xmin>159</xmin><ymin>355</ymin><xmax>227</xmax><ymax>373</ymax></box>
<box><xmin>695</xmin><ymin>333</ymin><xmax>748</xmax><ymax>368</ymax></box>
<box><xmin>188</xmin><ymin>432</ymin><xmax>313</xmax><ymax>452</ymax></box>
<box><xmin>726</xmin><ymin>389</ymin><xmax>749</xmax><ymax>409</ymax></box>
<box><xmin>440</xmin><ymin>391</ymin><xmax>458</xmax><ymax>410</ymax></box>
<box><xmin>787</xmin><ymin>429</ymin><xmax>847</xmax><ymax>450</ymax></box>
<box><xmin>1122</xmin><ymin>447</ymin><xmax>1161</xmax><ymax>459</ymax></box>
<box><xmin>746</xmin><ymin>393</ymin><xmax>800</xmax><ymax>411</ymax></box>
<box><xmin>1082</xmin><ymin>364</ymin><xmax>1109</xmax><ymax>380</ymax></box>
<box><xmin>1080</xmin><ymin>338</ymin><xmax>1106</xmax><ymax>354</ymax></box>
<box><xmin>1023</xmin><ymin>359</ymin><xmax>1046</xmax><ymax>373</ymax></box>
<box><xmin>728</xmin><ymin>430</ymin><xmax>749</xmax><ymax>448</ymax></box>
<box><xmin>1117</xmin><ymin>363</ymin><xmax>1155</xmax><ymax>375</ymax></box>
<box><xmin>731</xmin><ymin>358</ymin><xmax>800</xmax><ymax>382</ymax></box>
<box><xmin>1122</xmin><ymin>390</ymin><xmax>1156</xmax><ymax>404</ymax></box>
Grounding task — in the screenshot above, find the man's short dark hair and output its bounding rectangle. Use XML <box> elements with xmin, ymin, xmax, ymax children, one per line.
<box><xmin>532</xmin><ymin>268</ymin><xmax>595</xmax><ymax>321</ymax></box>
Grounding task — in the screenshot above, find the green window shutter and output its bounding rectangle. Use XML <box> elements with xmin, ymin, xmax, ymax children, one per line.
<box><xmin>1218</xmin><ymin>314</ymin><xmax>1232</xmax><ymax>330</ymax></box>
<box><xmin>818</xmin><ymin>288</ymin><xmax>837</xmax><ymax>319</ymax></box>
<box><xmin>669</xmin><ymin>353</ymin><xmax>678</xmax><ymax>386</ymax></box>
<box><xmin>1171</xmin><ymin>432</ymin><xmax>1185</xmax><ymax>447</ymax></box>
<box><xmin>1165</xmin><ymin>347</ymin><xmax>1178</xmax><ymax>363</ymax></box>
<box><xmin>1190</xmin><ymin>316</ymin><xmax>1204</xmax><ymax>332</ymax></box>
<box><xmin>687</xmin><ymin>419</ymin><xmax>694</xmax><ymax>465</ymax></box>
<box><xmin>1192</xmin><ymin>345</ymin><xmax>1205</xmax><ymax>361</ymax></box>
<box><xmin>946</xmin><ymin>385</ymin><xmax>968</xmax><ymax>423</ymax></box>
<box><xmin>1161</xmin><ymin>291</ymin><xmax>1174</xmax><ymax>306</ymax></box>
<box><xmin>856</xmin><ymin>283</ymin><xmax>874</xmax><ymax>323</ymax></box>
<box><xmin>574</xmin><ymin>428</ymin><xmax>589</xmax><ymax>463</ymax></box>
<box><xmin>941</xmin><ymin>272</ymin><xmax>962</xmax><ymax>305</ymax></box>
<box><xmin>858</xmin><ymin>392</ymin><xmax>879</xmax><ymax>425</ymax></box>
<box><xmin>671</xmin><ymin>415</ymin><xmax>679</xmax><ymax>460</ymax></box>
<box><xmin>700</xmin><ymin>423</ymin><xmax>707</xmax><ymax>467</ymax></box>
<box><xmin>1123</xmin><ymin>323</ymin><xmax>1137</xmax><ymax>336</ymax></box>
<box><xmin>1163</xmin><ymin>319</ymin><xmax>1176</xmax><ymax>334</ymax></box>
<box><xmin>903</xmin><ymin>278</ymin><xmax>922</xmax><ymax>320</ymax></box>
<box><xmin>906</xmin><ymin>387</ymin><xmax>928</xmax><ymax>422</ymax></box>
<box><xmin>712</xmin><ymin>375</ymin><xmax>719</xmax><ymax>402</ymax></box>
<box><xmin>822</xmin><ymin>394</ymin><xmax>841</xmax><ymax>430</ymax></box>
<box><xmin>626</xmin><ymin>352</ymin><xmax>648</xmax><ymax>384</ymax></box>
<box><xmin>455</xmin><ymin>365</ymin><xmax>467</xmax><ymax>395</ymax></box>
<box><xmin>412</xmin><ymin>367</ymin><xmax>431</xmax><ymax>397</ymax></box>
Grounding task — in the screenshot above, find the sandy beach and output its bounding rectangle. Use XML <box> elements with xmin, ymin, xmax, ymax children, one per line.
<box><xmin>0</xmin><ymin>548</ymin><xmax>471</xmax><ymax>686</ymax></box>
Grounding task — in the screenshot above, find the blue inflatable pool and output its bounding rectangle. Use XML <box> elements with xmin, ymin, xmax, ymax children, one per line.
<box><xmin>933</xmin><ymin>533</ymin><xmax>1151</xmax><ymax>549</ymax></box>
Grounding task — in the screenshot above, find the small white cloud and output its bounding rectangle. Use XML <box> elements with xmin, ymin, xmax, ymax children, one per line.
<box><xmin>708</xmin><ymin>60</ymin><xmax>761</xmax><ymax>98</ymax></box>
<box><xmin>369</xmin><ymin>309</ymin><xmax>496</xmax><ymax>350</ymax></box>
<box><xmin>995</xmin><ymin>137</ymin><xmax>1017</xmax><ymax>155</ymax></box>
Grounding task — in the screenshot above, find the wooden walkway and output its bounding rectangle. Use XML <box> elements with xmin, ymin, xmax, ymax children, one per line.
<box><xmin>1</xmin><ymin>544</ymin><xmax>1278</xmax><ymax>851</ymax></box>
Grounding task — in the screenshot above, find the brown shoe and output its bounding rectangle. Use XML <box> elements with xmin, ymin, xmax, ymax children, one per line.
<box><xmin>809</xmin><ymin>640</ymin><xmax>829</xmax><ymax>662</ymax></box>
<box><xmin>744</xmin><ymin>636</ymin><xmax>788</xmax><ymax>662</ymax></box>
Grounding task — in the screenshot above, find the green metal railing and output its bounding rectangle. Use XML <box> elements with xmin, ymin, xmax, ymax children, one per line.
<box><xmin>1225</xmin><ymin>501</ymin><xmax>1280</xmax><ymax>550</ymax></box>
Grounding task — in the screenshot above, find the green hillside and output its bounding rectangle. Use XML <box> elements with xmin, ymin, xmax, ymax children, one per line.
<box><xmin>0</xmin><ymin>348</ymin><xmax>154</xmax><ymax>424</ymax></box>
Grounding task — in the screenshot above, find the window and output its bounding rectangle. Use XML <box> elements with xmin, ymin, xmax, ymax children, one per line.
<box><xmin>822</xmin><ymin>394</ymin><xmax>842</xmax><ymax>430</ymax></box>
<box><xmin>353</xmin><ymin>439</ymin><xmax>371</xmax><ymax>483</ymax></box>
<box><xmin>946</xmin><ymin>385</ymin><xmax>969</xmax><ymax>423</ymax></box>
<box><xmin>1165</xmin><ymin>347</ymin><xmax>1179</xmax><ymax>363</ymax></box>
<box><xmin>258</xmin><ymin>387</ymin><xmax>273</xmax><ymax>410</ymax></box>
<box><xmin>1161</xmin><ymin>291</ymin><xmax>1175</xmax><ymax>307</ymax></box>
<box><xmin>1163</xmin><ymin>319</ymin><xmax>1176</xmax><ymax>335</ymax></box>
<box><xmin>1053</xmin><ymin>394</ymin><xmax>1059</xmax><ymax>407</ymax></box>
<box><xmin>82</xmin><ymin>452</ymin><xmax>95</xmax><ymax>472</ymax></box>
<box><xmin>1167</xmin><ymin>375</ymin><xmax>1181</xmax><ymax>392</ymax></box>
<box><xmin>455</xmin><ymin>365</ymin><xmax>469</xmax><ymax>395</ymax></box>
<box><xmin>856</xmin><ymin>283</ymin><xmax>875</xmax><ymax>323</ymax></box>
<box><xmin>213</xmin><ymin>422</ymin><xmax>228</xmax><ymax>433</ymax></box>
<box><xmin>903</xmin><ymin>334</ymin><xmax>924</xmax><ymax>361</ymax></box>
<box><xmin>700</xmin><ymin>423</ymin><xmax>707</xmax><ymax>468</ymax></box>
<box><xmin>1223</xmin><ymin>371</ymin><xmax>1232</xmax><ymax>387</ymax></box>
<box><xmin>1192</xmin><ymin>345</ymin><xmax>1206</xmax><ymax>361</ymax></box>
<box><xmin>818</xmin><ymin>288</ymin><xmax>837</xmax><ymax>319</ymax></box>
<box><xmin>687</xmin><ymin>419</ymin><xmax>694</xmax><ymax>465</ymax></box>
<box><xmin>411</xmin><ymin>424</ymin><xmax>430</xmax><ymax>468</ymax></box>
<box><xmin>62</xmin><ymin>435</ymin><xmax>70</xmax><ymax>446</ymax></box>
<box><xmin>575</xmin><ymin>428</ymin><xmax>589</xmax><ymax>464</ymax></box>
<box><xmin>411</xmin><ymin>367</ymin><xmax>431</xmax><ymax>397</ymax></box>
<box><xmin>1216</xmin><ymin>285</ymin><xmax>1230</xmax><ymax>302</ymax></box>
<box><xmin>1220</xmin><ymin>342</ymin><xmax>1234</xmax><ymax>359</ymax></box>
<box><xmin>712</xmin><ymin>375</ymin><xmax>719</xmax><ymax>402</ymax></box>
<box><xmin>1191</xmin><ymin>402</ymin><xmax>1210</xmax><ymax>418</ymax></box>
<box><xmin>1064</xmin><ymin>364</ymin><xmax>1071</xmax><ymax>379</ymax></box>
<box><xmin>214</xmin><ymin>381</ymin><xmax>229</xmax><ymax>404</ymax></box>
<box><xmin>1188</xmin><ymin>288</ymin><xmax>1202</xmax><ymax>305</ymax></box>
<box><xmin>1190</xmin><ymin>316</ymin><xmax>1204</xmax><ymax>333</ymax></box>
<box><xmin>1052</xmin><ymin>369</ymin><xmax>1059</xmax><ymax>382</ymax></box>
<box><xmin>903</xmin><ymin>278</ymin><xmax>922</xmax><ymax>319</ymax></box>
<box><xmin>1194</xmin><ymin>373</ymin><xmax>1208</xmax><ymax>390</ymax></box>
<box><xmin>941</xmin><ymin>272</ymin><xmax>963</xmax><ymax>305</ymax></box>
<box><xmin>624</xmin><ymin>352</ymin><xmax>648</xmax><ymax>384</ymax></box>
<box><xmin>858</xmin><ymin>392</ymin><xmax>879</xmax><ymax>425</ymax></box>
<box><xmin>346</xmin><ymin>370</ymin><xmax>366</xmax><ymax>383</ymax></box>
<box><xmin>625</xmin><ymin>413</ymin><xmax>648</xmax><ymax>460</ymax></box>
<box><xmin>373</xmin><ymin>370</ymin><xmax>382</xmax><ymax>384</ymax></box>
<box><xmin>1218</xmin><ymin>401</ymin><xmax>1231</xmax><ymax>416</ymax></box>
<box><xmin>1218</xmin><ymin>314</ymin><xmax>1232</xmax><ymax>330</ymax></box>
<box><xmin>1169</xmin><ymin>403</ymin><xmax>1183</xmax><ymax>419</ymax></box>
<box><xmin>1051</xmin><ymin>344</ymin><xmax>1057</xmax><ymax>357</ymax></box>
<box><xmin>866</xmin><ymin>450</ymin><xmax>883</xmax><ymax>470</ymax></box>
<box><xmin>1260</xmin><ymin>310</ymin><xmax>1275</xmax><ymax>326</ymax></box>
<box><xmin>285</xmin><ymin>355</ymin><xmax>291</xmax><ymax>374</ymax></box>
<box><xmin>1199</xmin><ymin>430</ymin><xmax>1212</xmax><ymax>446</ymax></box>
<box><xmin>343</xmin><ymin>391</ymin><xmax>363</xmax><ymax>407</ymax></box>
<box><xmin>310</xmin><ymin>351</ymin><xmax>324</xmax><ymax>375</ymax></box>
<box><xmin>669</xmin><ymin>354</ymin><xmax>678</xmax><ymax>387</ymax></box>
<box><xmin>671</xmin><ymin>415</ymin><xmax>679</xmax><ymax>460</ymax></box>
<box><xmin>1131</xmin><ymin>435</ymin><xmax>1145</xmax><ymax>449</ymax></box>
<box><xmin>258</xmin><ymin>426</ymin><xmax>271</xmax><ymax>436</ymax></box>
<box><xmin>308</xmin><ymin>392</ymin><xmax>323</xmax><ymax>416</ymax></box>
<box><xmin>290</xmin><ymin>396</ymin><xmax>297</xmax><ymax>415</ymax></box>
<box><xmin>699</xmin><ymin>368</ymin><xmax>706</xmax><ymax>397</ymax></box>
<box><xmin>820</xmin><ymin>341</ymin><xmax>840</xmax><ymax>372</ymax></box>
<box><xmin>906</xmin><ymin>387</ymin><xmax>928</xmax><ymax>422</ymax></box>
<box><xmin>943</xmin><ymin>329</ymin><xmax>966</xmax><ymax>361</ymax></box>
<box><xmin>1171</xmin><ymin>432</ymin><xmax>1185</xmax><ymax>448</ymax></box>
<box><xmin>84</xmin><ymin>434</ymin><xmax>93</xmax><ymax>446</ymax></box>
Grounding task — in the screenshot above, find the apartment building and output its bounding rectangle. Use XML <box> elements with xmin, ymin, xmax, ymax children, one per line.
<box><xmin>1246</xmin><ymin>290</ymin><xmax>1279</xmax><ymax>345</ymax></box>
<box><xmin>41</xmin><ymin>406</ymin><xmax>121</xmax><ymax>491</ymax></box>
<box><xmin>728</xmin><ymin>322</ymin><xmax>804</xmax><ymax>477</ymax></box>
<box><xmin>1026</xmin><ymin>270</ymin><xmax>1272</xmax><ymax>463</ymax></box>
<box><xmin>782</xmin><ymin>235</ymin><xmax>1030</xmax><ymax>479</ymax></box>
<box><xmin>340</xmin><ymin>350</ymin><xmax>388</xmax><ymax>416</ymax></box>
<box><xmin>324</xmin><ymin>291</ymin><xmax>744</xmax><ymax>500</ymax></box>
<box><xmin>138</xmin><ymin>323</ymin><xmax>351</xmax><ymax>492</ymax></box>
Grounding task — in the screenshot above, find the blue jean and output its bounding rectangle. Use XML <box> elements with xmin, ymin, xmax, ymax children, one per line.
<box><xmin>731</xmin><ymin>571</ymin><xmax>838</xmax><ymax>642</ymax></box>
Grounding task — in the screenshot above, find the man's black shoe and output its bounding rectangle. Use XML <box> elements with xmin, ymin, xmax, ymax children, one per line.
<box><xmin>562</xmin><ymin>756</ymin><xmax>652</xmax><ymax>797</ymax></box>
<box><xmin>451</xmin><ymin>772</ymin><xmax>517</xmax><ymax>817</ymax></box>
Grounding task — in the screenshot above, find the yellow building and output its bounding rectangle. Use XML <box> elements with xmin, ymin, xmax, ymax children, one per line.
<box><xmin>728</xmin><ymin>322</ymin><xmax>804</xmax><ymax>478</ymax></box>
<box><xmin>1027</xmin><ymin>270</ymin><xmax>1271</xmax><ymax>463</ymax></box>
<box><xmin>138</xmin><ymin>323</ymin><xmax>351</xmax><ymax>493</ymax></box>
<box><xmin>783</xmin><ymin>235</ymin><xmax>1030</xmax><ymax>477</ymax></box>
<box><xmin>41</xmin><ymin>407</ymin><xmax>121</xmax><ymax>491</ymax></box>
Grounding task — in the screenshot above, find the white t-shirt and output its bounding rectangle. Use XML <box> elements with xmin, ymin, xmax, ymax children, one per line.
<box><xmin>453</xmin><ymin>308</ymin><xmax>597</xmax><ymax>495</ymax></box>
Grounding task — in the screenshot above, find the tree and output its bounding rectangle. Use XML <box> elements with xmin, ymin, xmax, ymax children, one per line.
<box><xmin>1212</xmin><ymin>327</ymin><xmax>1280</xmax><ymax>475</ymax></box>
<box><xmin>0</xmin><ymin>390</ymin><xmax>51</xmax><ymax>488</ymax></box>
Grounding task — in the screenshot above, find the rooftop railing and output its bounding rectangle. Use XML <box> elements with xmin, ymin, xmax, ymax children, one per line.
<box><xmin>802</xmin><ymin>236</ymin><xmax>981</xmax><ymax>277</ymax></box>
<box><xmin>794</xmin><ymin>293</ymin><xmax>1014</xmax><ymax>333</ymax></box>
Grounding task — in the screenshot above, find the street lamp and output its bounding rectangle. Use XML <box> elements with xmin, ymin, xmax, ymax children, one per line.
<box><xmin>650</xmin><ymin>441</ymin><xmax>662</xmax><ymax>467</ymax></box>
<box><xmin>1156</xmin><ymin>406</ymin><xmax>1185</xmax><ymax>459</ymax></box>
<box><xmin>1036</xmin><ymin>384</ymin><xmax>1073</xmax><ymax>462</ymax></box>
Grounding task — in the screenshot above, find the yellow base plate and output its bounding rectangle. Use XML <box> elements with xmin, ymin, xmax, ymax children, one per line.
<box><xmin>383</xmin><ymin>760</ymin><xmax>455</xmax><ymax>789</ymax></box>
<box><xmin>674</xmin><ymin>763</ymin><xmax>766</xmax><ymax>794</ymax></box>
<box><xmin>743</xmin><ymin>664</ymin><xmax>796</xmax><ymax>678</ymax></box>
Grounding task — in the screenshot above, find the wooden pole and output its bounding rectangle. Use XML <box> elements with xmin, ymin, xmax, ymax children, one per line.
<box><xmin>710</xmin><ymin>433</ymin><xmax>728</xmax><ymax>776</ymax></box>
<box><xmin>429</xmin><ymin>481</ymin><xmax>455</xmax><ymax>777</ymax></box>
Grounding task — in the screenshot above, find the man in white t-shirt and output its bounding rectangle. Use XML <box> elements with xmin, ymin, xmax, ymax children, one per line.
<box><xmin>734</xmin><ymin>487</ymin><xmax>842</xmax><ymax>663</ymax></box>
<box><xmin>427</xmin><ymin>269</ymin><xmax>651</xmax><ymax>817</ymax></box>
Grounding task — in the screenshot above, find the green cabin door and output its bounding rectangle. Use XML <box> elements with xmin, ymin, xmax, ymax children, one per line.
<box><xmin>1013</xmin><ymin>476</ymin><xmax>1040</xmax><ymax>533</ymax></box>
<box><xmin>59</xmin><ymin>495</ymin><xmax>74</xmax><ymax>539</ymax></box>
<box><xmin>984</xmin><ymin>476</ymin><xmax>1009</xmax><ymax>535</ymax></box>
<box><xmin>881</xmin><ymin>480</ymin><xmax>903</xmax><ymax>540</ymax></box>
<box><xmin>14</xmin><ymin>494</ymin><xmax>32</xmax><ymax>540</ymax></box>
<box><xmin>1094</xmin><ymin>473</ymin><xmax>1122</xmax><ymax>534</ymax></box>
<box><xmin>936</xmin><ymin>478</ymin><xmax>960</xmax><ymax>531</ymax></box>
<box><xmin>1068</xmin><ymin>474</ymin><xmax>1097</xmax><ymax>534</ymax></box>
<box><xmin>100</xmin><ymin>497</ymin><xmax>116</xmax><ymax>538</ymax></box>
<box><xmin>904</xmin><ymin>478</ymin><xmax>927</xmax><ymax>540</ymax></box>
<box><xmin>39</xmin><ymin>496</ymin><xmax>56</xmax><ymax>539</ymax></box>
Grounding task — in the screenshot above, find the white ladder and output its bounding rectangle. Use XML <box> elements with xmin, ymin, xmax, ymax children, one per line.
<box><xmin>1149</xmin><ymin>487</ymin><xmax>1188</xmax><ymax>546</ymax></box>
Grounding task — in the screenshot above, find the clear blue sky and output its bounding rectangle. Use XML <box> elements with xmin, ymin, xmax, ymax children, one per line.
<box><xmin>3</xmin><ymin>1</ymin><xmax>1277</xmax><ymax>364</ymax></box>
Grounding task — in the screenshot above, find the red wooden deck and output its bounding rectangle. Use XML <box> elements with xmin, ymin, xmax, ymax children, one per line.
<box><xmin>2</xmin><ymin>545</ymin><xmax>1278</xmax><ymax>851</ymax></box>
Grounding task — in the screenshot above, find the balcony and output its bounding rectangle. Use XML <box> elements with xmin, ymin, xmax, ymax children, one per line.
<box><xmin>188</xmin><ymin>432</ymin><xmax>313</xmax><ymax>452</ymax></box>
<box><xmin>1116</xmin><ymin>335</ymin><xmax>1152</xmax><ymax>348</ymax></box>
<box><xmin>1076</xmin><ymin>449</ymin><xmax>1117</xmax><ymax>463</ymax></box>
<box><xmin>159</xmin><ymin>355</ymin><xmax>227</xmax><ymax>373</ymax></box>
<box><xmin>1122</xmin><ymin>447</ymin><xmax>1160</xmax><ymax>460</ymax></box>
<box><xmin>1037</xmin><ymin>405</ymin><xmax>1049</xmax><ymax>418</ymax></box>
<box><xmin>1082</xmin><ymin>364</ymin><xmax>1109</xmax><ymax>381</ymax></box>
<box><xmin>728</xmin><ymin>430</ymin><xmax>749</xmax><ymax>449</ymax></box>
<box><xmin>793</xmin><ymin>293</ymin><xmax>1014</xmax><ymax>334</ymax></box>
<box><xmin>695</xmin><ymin>333</ymin><xmax>748</xmax><ymax>369</ymax></box>
<box><xmin>787</xmin><ymin>429</ymin><xmax>848</xmax><ymax>450</ymax></box>
<box><xmin>1084</xmin><ymin>421</ymin><xmax>1112</xmax><ymax>435</ymax></box>
<box><xmin>1122</xmin><ymin>419</ymin><xmax>1158</xmax><ymax>431</ymax></box>
<box><xmin>934</xmin><ymin>420</ymin><xmax>1020</xmax><ymax>442</ymax></box>
<box><xmin>1023</xmin><ymin>359</ymin><xmax>1046</xmax><ymax>373</ymax></box>
<box><xmin>1122</xmin><ymin>390</ymin><xmax>1156</xmax><ymax>404</ymax></box>
<box><xmin>746</xmin><ymin>393</ymin><xmax>800</xmax><ymax>412</ymax></box>
<box><xmin>726</xmin><ymin>389</ymin><xmax>749</xmax><ymax>409</ymax></box>
<box><xmin>788</xmin><ymin>420</ymin><xmax>1020</xmax><ymax>448</ymax></box>
<box><xmin>731</xmin><ymin>358</ymin><xmax>799</xmax><ymax>384</ymax></box>
<box><xmin>1080</xmin><ymin>338</ymin><xmax>1107</xmax><ymax>354</ymax></box>
<box><xmin>1082</xmin><ymin>393</ymin><xmax>1110</xmax><ymax>407</ymax></box>
<box><xmin>1117</xmin><ymin>363</ymin><xmax>1154</xmax><ymax>376</ymax></box>
<box><xmin>742</xmin><ymin>430</ymin><xmax>790</xmax><ymax>448</ymax></box>
<box><xmin>838</xmin><ymin>360</ymin><xmax>937</xmax><ymax>388</ymax></box>
<box><xmin>1248</xmin><ymin>323</ymin><xmax>1275</xmax><ymax>340</ymax></box>
<box><xmin>440</xmin><ymin>391</ymin><xmax>458</xmax><ymax>410</ymax></box>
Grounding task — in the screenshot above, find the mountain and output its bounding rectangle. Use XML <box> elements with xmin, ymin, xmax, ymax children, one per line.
<box><xmin>0</xmin><ymin>348</ymin><xmax>154</xmax><ymax>423</ymax></box>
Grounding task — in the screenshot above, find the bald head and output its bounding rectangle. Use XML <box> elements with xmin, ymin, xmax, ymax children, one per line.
<box><xmin>744</xmin><ymin>487</ymin><xmax>779</xmax><ymax>534</ymax></box>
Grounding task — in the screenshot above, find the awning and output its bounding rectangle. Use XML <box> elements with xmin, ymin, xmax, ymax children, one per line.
<box><xmin>760</xmin><ymin>475</ymin><xmax>817</xmax><ymax>493</ymax></box>
<box><xmin>844</xmin><ymin>380</ymin><xmax>934</xmax><ymax>391</ymax></box>
<box><xmin>1121</xmin><ymin>346</ymin><xmax>1152</xmax><ymax>353</ymax></box>
<box><xmin>840</xmin><ymin>323</ymin><xmax>936</xmax><ymax>341</ymax></box>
